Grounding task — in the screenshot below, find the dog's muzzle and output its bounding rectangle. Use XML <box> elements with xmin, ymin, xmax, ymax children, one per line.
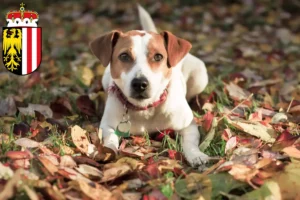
<box><xmin>130</xmin><ymin>76</ymin><xmax>150</xmax><ymax>99</ymax></box>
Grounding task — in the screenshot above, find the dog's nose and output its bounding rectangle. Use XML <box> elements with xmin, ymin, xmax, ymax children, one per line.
<box><xmin>131</xmin><ymin>77</ymin><xmax>149</xmax><ymax>93</ymax></box>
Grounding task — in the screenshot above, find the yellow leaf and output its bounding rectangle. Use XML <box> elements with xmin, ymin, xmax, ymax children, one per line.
<box><xmin>270</xmin><ymin>162</ymin><xmax>300</xmax><ymax>199</ymax></box>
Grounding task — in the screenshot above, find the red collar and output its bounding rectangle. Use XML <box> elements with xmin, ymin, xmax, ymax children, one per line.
<box><xmin>108</xmin><ymin>83</ymin><xmax>168</xmax><ymax>111</ymax></box>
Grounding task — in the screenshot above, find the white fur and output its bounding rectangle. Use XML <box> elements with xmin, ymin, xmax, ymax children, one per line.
<box><xmin>100</xmin><ymin>5</ymin><xmax>209</xmax><ymax>166</ymax></box>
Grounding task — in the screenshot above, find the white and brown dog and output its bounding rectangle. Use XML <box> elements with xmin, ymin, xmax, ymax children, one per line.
<box><xmin>90</xmin><ymin>5</ymin><xmax>209</xmax><ymax>166</ymax></box>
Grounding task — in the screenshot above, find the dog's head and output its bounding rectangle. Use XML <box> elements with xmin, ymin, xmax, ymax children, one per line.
<box><xmin>90</xmin><ymin>30</ymin><xmax>191</xmax><ymax>107</ymax></box>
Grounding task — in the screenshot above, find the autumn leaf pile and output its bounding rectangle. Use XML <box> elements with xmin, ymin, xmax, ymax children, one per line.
<box><xmin>0</xmin><ymin>1</ymin><xmax>300</xmax><ymax>200</ymax></box>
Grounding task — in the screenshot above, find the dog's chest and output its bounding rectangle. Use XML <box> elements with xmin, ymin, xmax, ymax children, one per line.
<box><xmin>127</xmin><ymin>101</ymin><xmax>193</xmax><ymax>135</ymax></box>
<box><xmin>128</xmin><ymin>110</ymin><xmax>172</xmax><ymax>134</ymax></box>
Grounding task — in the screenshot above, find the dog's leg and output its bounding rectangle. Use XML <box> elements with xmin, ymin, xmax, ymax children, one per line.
<box><xmin>101</xmin><ymin>125</ymin><xmax>119</xmax><ymax>153</ymax></box>
<box><xmin>180</xmin><ymin>121</ymin><xmax>209</xmax><ymax>166</ymax></box>
<box><xmin>99</xmin><ymin>97</ymin><xmax>123</xmax><ymax>154</ymax></box>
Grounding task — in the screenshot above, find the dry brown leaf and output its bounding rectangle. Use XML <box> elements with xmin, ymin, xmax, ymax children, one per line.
<box><xmin>282</xmin><ymin>146</ymin><xmax>300</xmax><ymax>159</ymax></box>
<box><xmin>101</xmin><ymin>164</ymin><xmax>132</xmax><ymax>183</ymax></box>
<box><xmin>100</xmin><ymin>157</ymin><xmax>143</xmax><ymax>182</ymax></box>
<box><xmin>269</xmin><ymin>162</ymin><xmax>300</xmax><ymax>199</ymax></box>
<box><xmin>225</xmin><ymin>136</ymin><xmax>237</xmax><ymax>154</ymax></box>
<box><xmin>120</xmin><ymin>146</ymin><xmax>145</xmax><ymax>158</ymax></box>
<box><xmin>14</xmin><ymin>138</ymin><xmax>40</xmax><ymax>148</ymax></box>
<box><xmin>225</xmin><ymin>82</ymin><xmax>250</xmax><ymax>101</ymax></box>
<box><xmin>38</xmin><ymin>156</ymin><xmax>58</xmax><ymax>175</ymax></box>
<box><xmin>18</xmin><ymin>104</ymin><xmax>53</xmax><ymax>118</ymax></box>
<box><xmin>175</xmin><ymin>173</ymin><xmax>212</xmax><ymax>200</ymax></box>
<box><xmin>74</xmin><ymin>180</ymin><xmax>112</xmax><ymax>200</ymax></box>
<box><xmin>228</xmin><ymin>164</ymin><xmax>258</xmax><ymax>184</ymax></box>
<box><xmin>60</xmin><ymin>155</ymin><xmax>77</xmax><ymax>168</ymax></box>
<box><xmin>249</xmin><ymin>78</ymin><xmax>283</xmax><ymax>87</ymax></box>
<box><xmin>76</xmin><ymin>164</ymin><xmax>103</xmax><ymax>179</ymax></box>
<box><xmin>200</xmin><ymin>118</ymin><xmax>217</xmax><ymax>151</ymax></box>
<box><xmin>70</xmin><ymin>125</ymin><xmax>90</xmax><ymax>154</ymax></box>
<box><xmin>58</xmin><ymin>167</ymin><xmax>91</xmax><ymax>183</ymax></box>
<box><xmin>226</xmin><ymin>117</ymin><xmax>276</xmax><ymax>143</ymax></box>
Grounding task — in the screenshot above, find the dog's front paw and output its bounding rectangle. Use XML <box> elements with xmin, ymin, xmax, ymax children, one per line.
<box><xmin>103</xmin><ymin>134</ymin><xmax>119</xmax><ymax>155</ymax></box>
<box><xmin>186</xmin><ymin>152</ymin><xmax>210</xmax><ymax>167</ymax></box>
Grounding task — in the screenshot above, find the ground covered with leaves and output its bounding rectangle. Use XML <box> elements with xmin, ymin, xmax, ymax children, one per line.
<box><xmin>0</xmin><ymin>1</ymin><xmax>300</xmax><ymax>199</ymax></box>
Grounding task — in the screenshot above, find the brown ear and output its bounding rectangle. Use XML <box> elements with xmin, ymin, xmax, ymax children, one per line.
<box><xmin>89</xmin><ymin>30</ymin><xmax>122</xmax><ymax>67</ymax></box>
<box><xmin>161</xmin><ymin>31</ymin><xmax>192</xmax><ymax>67</ymax></box>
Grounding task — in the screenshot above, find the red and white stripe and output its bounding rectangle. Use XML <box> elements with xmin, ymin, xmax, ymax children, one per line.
<box><xmin>21</xmin><ymin>28</ymin><xmax>41</xmax><ymax>75</ymax></box>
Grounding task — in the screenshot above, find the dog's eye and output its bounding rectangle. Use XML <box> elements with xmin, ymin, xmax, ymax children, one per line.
<box><xmin>119</xmin><ymin>53</ymin><xmax>132</xmax><ymax>62</ymax></box>
<box><xmin>154</xmin><ymin>54</ymin><xmax>163</xmax><ymax>62</ymax></box>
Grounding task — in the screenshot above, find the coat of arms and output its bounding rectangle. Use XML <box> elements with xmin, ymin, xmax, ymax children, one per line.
<box><xmin>2</xmin><ymin>3</ymin><xmax>42</xmax><ymax>75</ymax></box>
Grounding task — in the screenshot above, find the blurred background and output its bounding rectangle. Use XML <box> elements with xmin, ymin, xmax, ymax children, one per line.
<box><xmin>0</xmin><ymin>0</ymin><xmax>299</xmax><ymax>114</ymax></box>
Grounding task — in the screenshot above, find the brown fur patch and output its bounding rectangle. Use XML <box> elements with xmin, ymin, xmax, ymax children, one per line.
<box><xmin>110</xmin><ymin>31</ymin><xmax>148</xmax><ymax>79</ymax></box>
<box><xmin>110</xmin><ymin>36</ymin><xmax>134</xmax><ymax>79</ymax></box>
<box><xmin>126</xmin><ymin>30</ymin><xmax>146</xmax><ymax>37</ymax></box>
<box><xmin>147</xmin><ymin>33</ymin><xmax>172</xmax><ymax>78</ymax></box>
<box><xmin>161</xmin><ymin>31</ymin><xmax>192</xmax><ymax>68</ymax></box>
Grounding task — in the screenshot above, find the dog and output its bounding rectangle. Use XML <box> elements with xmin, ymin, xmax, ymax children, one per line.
<box><xmin>89</xmin><ymin>5</ymin><xmax>209</xmax><ymax>167</ymax></box>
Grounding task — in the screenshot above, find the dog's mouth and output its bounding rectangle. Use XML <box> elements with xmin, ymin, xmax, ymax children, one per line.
<box><xmin>130</xmin><ymin>93</ymin><xmax>150</xmax><ymax>100</ymax></box>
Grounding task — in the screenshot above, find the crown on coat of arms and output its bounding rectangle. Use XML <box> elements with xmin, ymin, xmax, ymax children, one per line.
<box><xmin>6</xmin><ymin>3</ymin><xmax>39</xmax><ymax>27</ymax></box>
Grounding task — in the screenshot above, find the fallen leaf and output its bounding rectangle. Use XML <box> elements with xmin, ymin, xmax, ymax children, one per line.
<box><xmin>272</xmin><ymin>130</ymin><xmax>299</xmax><ymax>151</ymax></box>
<box><xmin>228</xmin><ymin>164</ymin><xmax>258</xmax><ymax>186</ymax></box>
<box><xmin>248</xmin><ymin>110</ymin><xmax>263</xmax><ymax>122</ymax></box>
<box><xmin>72</xmin><ymin>156</ymin><xmax>101</xmax><ymax>168</ymax></box>
<box><xmin>101</xmin><ymin>164</ymin><xmax>132</xmax><ymax>183</ymax></box>
<box><xmin>230</xmin><ymin>147</ymin><xmax>259</xmax><ymax>166</ymax></box>
<box><xmin>208</xmin><ymin>173</ymin><xmax>246</xmax><ymax>199</ymax></box>
<box><xmin>288</xmin><ymin>105</ymin><xmax>300</xmax><ymax>114</ymax></box>
<box><xmin>75</xmin><ymin>66</ymin><xmax>95</xmax><ymax>86</ymax></box>
<box><xmin>282</xmin><ymin>146</ymin><xmax>300</xmax><ymax>159</ymax></box>
<box><xmin>14</xmin><ymin>138</ymin><xmax>40</xmax><ymax>148</ymax></box>
<box><xmin>225</xmin><ymin>82</ymin><xmax>250</xmax><ymax>101</ymax></box>
<box><xmin>0</xmin><ymin>96</ymin><xmax>16</xmax><ymax>117</ymax></box>
<box><xmin>225</xmin><ymin>136</ymin><xmax>237</xmax><ymax>154</ymax></box>
<box><xmin>76</xmin><ymin>95</ymin><xmax>97</xmax><ymax>117</ymax></box>
<box><xmin>74</xmin><ymin>180</ymin><xmax>112</xmax><ymax>200</ymax></box>
<box><xmin>249</xmin><ymin>78</ymin><xmax>282</xmax><ymax>88</ymax></box>
<box><xmin>101</xmin><ymin>157</ymin><xmax>142</xmax><ymax>182</ymax></box>
<box><xmin>175</xmin><ymin>173</ymin><xmax>212</xmax><ymax>200</ymax></box>
<box><xmin>76</xmin><ymin>164</ymin><xmax>103</xmax><ymax>179</ymax></box>
<box><xmin>200</xmin><ymin>118</ymin><xmax>217</xmax><ymax>151</ymax></box>
<box><xmin>226</xmin><ymin>117</ymin><xmax>276</xmax><ymax>143</ymax></box>
<box><xmin>13</xmin><ymin>122</ymin><xmax>30</xmax><ymax>136</ymax></box>
<box><xmin>6</xmin><ymin>151</ymin><xmax>32</xmax><ymax>160</ymax></box>
<box><xmin>269</xmin><ymin>162</ymin><xmax>300</xmax><ymax>199</ymax></box>
<box><xmin>241</xmin><ymin>181</ymin><xmax>278</xmax><ymax>200</ymax></box>
<box><xmin>70</xmin><ymin>125</ymin><xmax>90</xmax><ymax>154</ymax></box>
<box><xmin>58</xmin><ymin>167</ymin><xmax>91</xmax><ymax>183</ymax></box>
<box><xmin>202</xmin><ymin>111</ymin><xmax>214</xmax><ymax>132</ymax></box>
<box><xmin>38</xmin><ymin>155</ymin><xmax>59</xmax><ymax>175</ymax></box>
<box><xmin>18</xmin><ymin>104</ymin><xmax>53</xmax><ymax>118</ymax></box>
<box><xmin>60</xmin><ymin>155</ymin><xmax>77</xmax><ymax>168</ymax></box>
<box><xmin>271</xmin><ymin>113</ymin><xmax>288</xmax><ymax>123</ymax></box>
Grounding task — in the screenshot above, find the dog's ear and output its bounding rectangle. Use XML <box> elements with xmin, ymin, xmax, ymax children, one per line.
<box><xmin>90</xmin><ymin>30</ymin><xmax>122</xmax><ymax>67</ymax></box>
<box><xmin>161</xmin><ymin>31</ymin><xmax>192</xmax><ymax>67</ymax></box>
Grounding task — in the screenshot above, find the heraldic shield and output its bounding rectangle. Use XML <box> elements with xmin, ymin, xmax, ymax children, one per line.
<box><xmin>2</xmin><ymin>27</ymin><xmax>42</xmax><ymax>75</ymax></box>
<box><xmin>2</xmin><ymin>3</ymin><xmax>42</xmax><ymax>75</ymax></box>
